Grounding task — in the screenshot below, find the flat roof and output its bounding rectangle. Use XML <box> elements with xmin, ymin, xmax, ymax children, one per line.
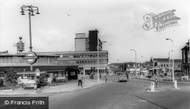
<box><xmin>0</xmin><ymin>50</ymin><xmax>108</xmax><ymax>56</ymax></box>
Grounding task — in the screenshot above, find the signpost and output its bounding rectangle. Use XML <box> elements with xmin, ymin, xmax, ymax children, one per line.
<box><xmin>24</xmin><ymin>51</ymin><xmax>37</xmax><ymax>71</ymax></box>
<box><xmin>20</xmin><ymin>5</ymin><xmax>40</xmax><ymax>71</ymax></box>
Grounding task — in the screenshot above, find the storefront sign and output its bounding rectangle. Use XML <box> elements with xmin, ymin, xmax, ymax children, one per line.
<box><xmin>143</xmin><ymin>9</ymin><xmax>180</xmax><ymax>31</ymax></box>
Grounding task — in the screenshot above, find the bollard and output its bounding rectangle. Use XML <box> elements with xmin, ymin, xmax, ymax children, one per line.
<box><xmin>150</xmin><ymin>82</ymin><xmax>155</xmax><ymax>92</ymax></box>
<box><xmin>140</xmin><ymin>74</ymin><xmax>143</xmax><ymax>78</ymax></box>
<box><xmin>174</xmin><ymin>80</ymin><xmax>178</xmax><ymax>89</ymax></box>
<box><xmin>129</xmin><ymin>75</ymin><xmax>131</xmax><ymax>79</ymax></box>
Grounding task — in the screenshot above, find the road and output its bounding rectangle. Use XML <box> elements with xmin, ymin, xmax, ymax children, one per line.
<box><xmin>49</xmin><ymin>77</ymin><xmax>190</xmax><ymax>109</ymax></box>
<box><xmin>1</xmin><ymin>76</ymin><xmax>190</xmax><ymax>109</ymax></box>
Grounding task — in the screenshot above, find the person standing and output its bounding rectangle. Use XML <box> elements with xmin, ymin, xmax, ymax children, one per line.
<box><xmin>78</xmin><ymin>70</ymin><xmax>83</xmax><ymax>87</ymax></box>
<box><xmin>104</xmin><ymin>73</ymin><xmax>108</xmax><ymax>82</ymax></box>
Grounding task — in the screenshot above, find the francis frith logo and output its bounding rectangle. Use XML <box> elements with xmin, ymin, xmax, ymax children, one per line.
<box><xmin>143</xmin><ymin>9</ymin><xmax>180</xmax><ymax>31</ymax></box>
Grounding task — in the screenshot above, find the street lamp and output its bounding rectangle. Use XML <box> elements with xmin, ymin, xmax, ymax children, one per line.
<box><xmin>166</xmin><ymin>38</ymin><xmax>175</xmax><ymax>82</ymax></box>
<box><xmin>168</xmin><ymin>50</ymin><xmax>173</xmax><ymax>75</ymax></box>
<box><xmin>130</xmin><ymin>49</ymin><xmax>137</xmax><ymax>78</ymax></box>
<box><xmin>102</xmin><ymin>41</ymin><xmax>107</xmax><ymax>74</ymax></box>
<box><xmin>20</xmin><ymin>5</ymin><xmax>40</xmax><ymax>52</ymax></box>
<box><xmin>97</xmin><ymin>37</ymin><xmax>100</xmax><ymax>83</ymax></box>
<box><xmin>97</xmin><ymin>39</ymin><xmax>107</xmax><ymax>83</ymax></box>
<box><xmin>20</xmin><ymin>5</ymin><xmax>40</xmax><ymax>71</ymax></box>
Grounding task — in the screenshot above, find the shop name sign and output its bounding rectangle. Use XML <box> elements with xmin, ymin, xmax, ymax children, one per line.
<box><xmin>143</xmin><ymin>9</ymin><xmax>180</xmax><ymax>31</ymax></box>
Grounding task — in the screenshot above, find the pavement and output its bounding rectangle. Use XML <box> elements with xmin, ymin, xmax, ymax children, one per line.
<box><xmin>0</xmin><ymin>74</ymin><xmax>190</xmax><ymax>95</ymax></box>
<box><xmin>0</xmin><ymin>76</ymin><xmax>106</xmax><ymax>95</ymax></box>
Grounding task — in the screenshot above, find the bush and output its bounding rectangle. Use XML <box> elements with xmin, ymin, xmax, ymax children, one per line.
<box><xmin>0</xmin><ymin>79</ymin><xmax>3</xmax><ymax>87</ymax></box>
<box><xmin>52</xmin><ymin>76</ymin><xmax>57</xmax><ymax>83</ymax></box>
<box><xmin>36</xmin><ymin>75</ymin><xmax>47</xmax><ymax>88</ymax></box>
<box><xmin>4</xmin><ymin>68</ymin><xmax>18</xmax><ymax>86</ymax></box>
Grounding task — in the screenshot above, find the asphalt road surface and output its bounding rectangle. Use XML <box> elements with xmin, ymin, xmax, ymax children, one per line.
<box><xmin>1</xmin><ymin>76</ymin><xmax>190</xmax><ymax>109</ymax></box>
<box><xmin>48</xmin><ymin>78</ymin><xmax>190</xmax><ymax>109</ymax></box>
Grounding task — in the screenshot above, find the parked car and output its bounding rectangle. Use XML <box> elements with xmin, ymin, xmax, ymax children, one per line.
<box><xmin>17</xmin><ymin>71</ymin><xmax>47</xmax><ymax>89</ymax></box>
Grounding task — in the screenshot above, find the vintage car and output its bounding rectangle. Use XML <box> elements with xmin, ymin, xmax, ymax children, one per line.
<box><xmin>117</xmin><ymin>72</ymin><xmax>127</xmax><ymax>82</ymax></box>
<box><xmin>17</xmin><ymin>71</ymin><xmax>46</xmax><ymax>89</ymax></box>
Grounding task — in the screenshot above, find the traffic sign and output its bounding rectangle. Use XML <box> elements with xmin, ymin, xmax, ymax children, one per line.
<box><xmin>24</xmin><ymin>51</ymin><xmax>37</xmax><ymax>64</ymax></box>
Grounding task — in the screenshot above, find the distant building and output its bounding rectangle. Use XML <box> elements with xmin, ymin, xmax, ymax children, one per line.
<box><xmin>181</xmin><ymin>41</ymin><xmax>190</xmax><ymax>75</ymax></box>
<box><xmin>0</xmin><ymin>51</ymin><xmax>8</xmax><ymax>54</ymax></box>
<box><xmin>150</xmin><ymin>58</ymin><xmax>182</xmax><ymax>76</ymax></box>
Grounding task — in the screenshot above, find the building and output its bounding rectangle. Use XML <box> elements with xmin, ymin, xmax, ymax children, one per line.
<box><xmin>75</xmin><ymin>33</ymin><xmax>89</xmax><ymax>51</ymax></box>
<box><xmin>181</xmin><ymin>41</ymin><xmax>190</xmax><ymax>75</ymax></box>
<box><xmin>0</xmin><ymin>50</ymin><xmax>108</xmax><ymax>80</ymax></box>
<box><xmin>0</xmin><ymin>29</ymin><xmax>108</xmax><ymax>80</ymax></box>
<box><xmin>150</xmin><ymin>58</ymin><xmax>182</xmax><ymax>76</ymax></box>
<box><xmin>75</xmin><ymin>30</ymin><xmax>103</xmax><ymax>52</ymax></box>
<box><xmin>89</xmin><ymin>30</ymin><xmax>98</xmax><ymax>51</ymax></box>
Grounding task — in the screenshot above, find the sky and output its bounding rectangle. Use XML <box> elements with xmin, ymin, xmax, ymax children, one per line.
<box><xmin>0</xmin><ymin>0</ymin><xmax>189</xmax><ymax>63</ymax></box>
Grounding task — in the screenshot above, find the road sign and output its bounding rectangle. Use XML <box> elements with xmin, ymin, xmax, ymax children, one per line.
<box><xmin>24</xmin><ymin>51</ymin><xmax>37</xmax><ymax>64</ymax></box>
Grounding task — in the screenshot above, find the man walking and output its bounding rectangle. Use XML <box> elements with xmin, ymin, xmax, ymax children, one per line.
<box><xmin>104</xmin><ymin>73</ymin><xmax>108</xmax><ymax>82</ymax></box>
<box><xmin>78</xmin><ymin>70</ymin><xmax>83</xmax><ymax>87</ymax></box>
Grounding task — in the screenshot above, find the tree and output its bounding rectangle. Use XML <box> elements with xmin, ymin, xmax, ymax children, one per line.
<box><xmin>36</xmin><ymin>73</ymin><xmax>48</xmax><ymax>88</ymax></box>
<box><xmin>4</xmin><ymin>68</ymin><xmax>18</xmax><ymax>86</ymax></box>
<box><xmin>0</xmin><ymin>79</ymin><xmax>3</xmax><ymax>87</ymax></box>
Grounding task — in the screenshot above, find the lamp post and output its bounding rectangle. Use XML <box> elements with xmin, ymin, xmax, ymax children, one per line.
<box><xmin>168</xmin><ymin>50</ymin><xmax>173</xmax><ymax>76</ymax></box>
<box><xmin>130</xmin><ymin>49</ymin><xmax>137</xmax><ymax>78</ymax></box>
<box><xmin>20</xmin><ymin>5</ymin><xmax>40</xmax><ymax>52</ymax></box>
<box><xmin>166</xmin><ymin>38</ymin><xmax>175</xmax><ymax>82</ymax></box>
<box><xmin>102</xmin><ymin>41</ymin><xmax>107</xmax><ymax>74</ymax></box>
<box><xmin>20</xmin><ymin>5</ymin><xmax>40</xmax><ymax>71</ymax></box>
<box><xmin>97</xmin><ymin>38</ymin><xmax>100</xmax><ymax>83</ymax></box>
<box><xmin>97</xmin><ymin>38</ymin><xmax>107</xmax><ymax>83</ymax></box>
<box><xmin>140</xmin><ymin>56</ymin><xmax>143</xmax><ymax>78</ymax></box>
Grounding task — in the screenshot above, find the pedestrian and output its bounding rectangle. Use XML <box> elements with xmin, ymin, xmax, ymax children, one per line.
<box><xmin>78</xmin><ymin>71</ymin><xmax>83</xmax><ymax>87</ymax></box>
<box><xmin>104</xmin><ymin>73</ymin><xmax>108</xmax><ymax>82</ymax></box>
<box><xmin>90</xmin><ymin>72</ymin><xmax>93</xmax><ymax>79</ymax></box>
<box><xmin>36</xmin><ymin>76</ymin><xmax>41</xmax><ymax>93</ymax></box>
<box><xmin>91</xmin><ymin>71</ymin><xmax>94</xmax><ymax>79</ymax></box>
<box><xmin>125</xmin><ymin>71</ymin><xmax>129</xmax><ymax>79</ymax></box>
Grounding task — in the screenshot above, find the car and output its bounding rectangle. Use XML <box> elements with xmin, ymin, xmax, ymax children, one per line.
<box><xmin>22</xmin><ymin>80</ymin><xmax>37</xmax><ymax>89</ymax></box>
<box><xmin>17</xmin><ymin>71</ymin><xmax>47</xmax><ymax>89</ymax></box>
<box><xmin>118</xmin><ymin>74</ymin><xmax>127</xmax><ymax>82</ymax></box>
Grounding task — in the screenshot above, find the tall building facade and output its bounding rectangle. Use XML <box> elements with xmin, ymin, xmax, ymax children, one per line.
<box><xmin>75</xmin><ymin>30</ymin><xmax>103</xmax><ymax>52</ymax></box>
<box><xmin>75</xmin><ymin>33</ymin><xmax>89</xmax><ymax>51</ymax></box>
<box><xmin>89</xmin><ymin>30</ymin><xmax>98</xmax><ymax>51</ymax></box>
